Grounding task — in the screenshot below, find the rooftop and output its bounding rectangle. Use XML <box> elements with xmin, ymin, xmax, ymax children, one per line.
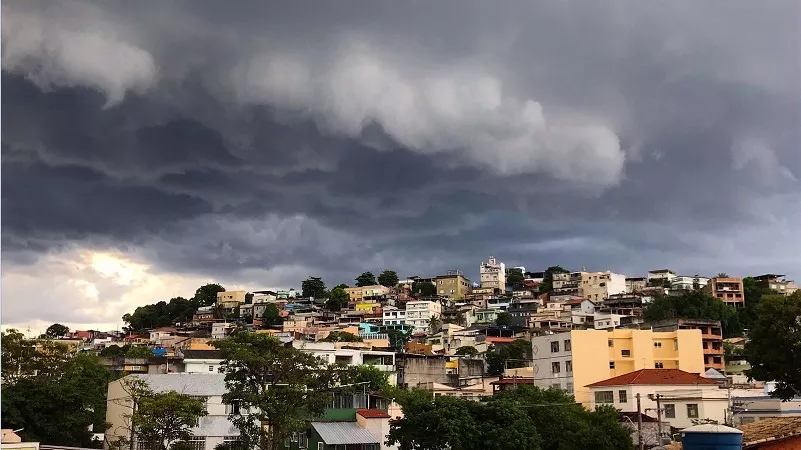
<box><xmin>180</xmin><ymin>349</ymin><xmax>222</xmax><ymax>360</ymax></box>
<box><xmin>311</xmin><ymin>422</ymin><xmax>380</xmax><ymax>445</ymax></box>
<box><xmin>741</xmin><ymin>417</ymin><xmax>801</xmax><ymax>447</ymax></box>
<box><xmin>586</xmin><ymin>369</ymin><xmax>718</xmax><ymax>388</ymax></box>
<box><xmin>490</xmin><ymin>377</ymin><xmax>536</xmax><ymax>385</ymax></box>
<box><xmin>356</xmin><ymin>409</ymin><xmax>391</xmax><ymax>419</ymax></box>
<box><xmin>132</xmin><ymin>373</ymin><xmax>227</xmax><ymax>396</ymax></box>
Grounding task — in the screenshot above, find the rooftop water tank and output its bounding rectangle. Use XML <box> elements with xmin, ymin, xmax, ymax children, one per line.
<box><xmin>681</xmin><ymin>424</ymin><xmax>743</xmax><ymax>450</ymax></box>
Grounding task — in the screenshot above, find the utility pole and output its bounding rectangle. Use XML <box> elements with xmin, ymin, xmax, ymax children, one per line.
<box><xmin>656</xmin><ymin>393</ymin><xmax>664</xmax><ymax>444</ymax></box>
<box><xmin>636</xmin><ymin>393</ymin><xmax>644</xmax><ymax>450</ymax></box>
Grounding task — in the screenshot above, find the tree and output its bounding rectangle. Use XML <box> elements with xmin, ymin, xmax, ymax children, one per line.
<box><xmin>745</xmin><ymin>292</ymin><xmax>801</xmax><ymax>400</ymax></box>
<box><xmin>133</xmin><ymin>390</ymin><xmax>208</xmax><ymax>450</ymax></box>
<box><xmin>100</xmin><ymin>344</ymin><xmax>129</xmax><ymax>357</ymax></box>
<box><xmin>741</xmin><ymin>276</ymin><xmax>773</xmax><ymax>329</ymax></box>
<box><xmin>454</xmin><ymin>346</ymin><xmax>478</xmax><ymax>356</ymax></box>
<box><xmin>127</xmin><ymin>345</ymin><xmax>154</xmax><ymax>359</ymax></box>
<box><xmin>355</xmin><ymin>272</ymin><xmax>377</xmax><ymax>287</ymax></box>
<box><xmin>326</xmin><ymin>287</ymin><xmax>350</xmax><ymax>311</ymax></box>
<box><xmin>386</xmin><ymin>328</ymin><xmax>412</xmax><ymax>350</ymax></box>
<box><xmin>539</xmin><ymin>266</ymin><xmax>569</xmax><ymax>293</ymax></box>
<box><xmin>261</xmin><ymin>303</ymin><xmax>281</xmax><ymax>327</ymax></box>
<box><xmin>411</xmin><ymin>281</ymin><xmax>437</xmax><ymax>297</ymax></box>
<box><xmin>335</xmin><ymin>283</ymin><xmax>349</xmax><ymax>290</ymax></box>
<box><xmin>301</xmin><ymin>276</ymin><xmax>327</xmax><ymax>299</ymax></box>
<box><xmin>193</xmin><ymin>284</ymin><xmax>226</xmax><ymax>307</ymax></box>
<box><xmin>495</xmin><ymin>311</ymin><xmax>512</xmax><ymax>327</ymax></box>
<box><xmin>429</xmin><ymin>316</ymin><xmax>442</xmax><ymax>334</ymax></box>
<box><xmin>321</xmin><ymin>331</ymin><xmax>363</xmax><ymax>342</ymax></box>
<box><xmin>213</xmin><ymin>332</ymin><xmax>348</xmax><ymax>450</ymax></box>
<box><xmin>487</xmin><ymin>339</ymin><xmax>531</xmax><ymax>375</ymax></box>
<box><xmin>350</xmin><ymin>365</ymin><xmax>391</xmax><ymax>392</ymax></box>
<box><xmin>378</xmin><ymin>270</ymin><xmax>400</xmax><ymax>288</ymax></box>
<box><xmin>643</xmin><ymin>291</ymin><xmax>743</xmax><ymax>337</ymax></box>
<box><xmin>717</xmin><ymin>273</ymin><xmax>730</xmax><ymax>278</ymax></box>
<box><xmin>122</xmin><ymin>297</ymin><xmax>197</xmax><ymax>331</ymax></box>
<box><xmin>45</xmin><ymin>323</ymin><xmax>70</xmax><ymax>338</ymax></box>
<box><xmin>506</xmin><ymin>268</ymin><xmax>524</xmax><ymax>285</ymax></box>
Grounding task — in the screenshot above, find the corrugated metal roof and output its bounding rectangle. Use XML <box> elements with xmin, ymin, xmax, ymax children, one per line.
<box><xmin>311</xmin><ymin>422</ymin><xmax>380</xmax><ymax>445</ymax></box>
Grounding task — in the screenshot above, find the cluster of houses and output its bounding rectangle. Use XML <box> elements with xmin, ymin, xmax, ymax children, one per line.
<box><xmin>41</xmin><ymin>258</ymin><xmax>801</xmax><ymax>449</ymax></box>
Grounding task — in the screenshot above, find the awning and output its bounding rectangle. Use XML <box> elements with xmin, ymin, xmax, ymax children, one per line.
<box><xmin>311</xmin><ymin>422</ymin><xmax>381</xmax><ymax>445</ymax></box>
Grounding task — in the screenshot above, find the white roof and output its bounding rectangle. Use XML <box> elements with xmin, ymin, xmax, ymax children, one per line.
<box><xmin>133</xmin><ymin>373</ymin><xmax>227</xmax><ymax>396</ymax></box>
<box><xmin>311</xmin><ymin>422</ymin><xmax>380</xmax><ymax>445</ymax></box>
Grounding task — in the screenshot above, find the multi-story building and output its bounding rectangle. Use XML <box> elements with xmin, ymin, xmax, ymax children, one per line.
<box><xmin>529</xmin><ymin>328</ymin><xmax>705</xmax><ymax>407</ymax></box>
<box><xmin>435</xmin><ymin>272</ymin><xmax>472</xmax><ymax>300</ymax></box>
<box><xmin>703</xmin><ymin>277</ymin><xmax>745</xmax><ymax>308</ymax></box>
<box><xmin>647</xmin><ymin>269</ymin><xmax>677</xmax><ymax>285</ymax></box>
<box><xmin>753</xmin><ymin>274</ymin><xmax>799</xmax><ymax>296</ymax></box>
<box><xmin>625</xmin><ymin>277</ymin><xmax>647</xmax><ymax>293</ymax></box>
<box><xmin>507</xmin><ymin>299</ymin><xmax>539</xmax><ymax>327</ymax></box>
<box><xmin>479</xmin><ymin>256</ymin><xmax>506</xmax><ymax>290</ymax></box>
<box><xmin>579</xmin><ymin>271</ymin><xmax>627</xmax><ymax>301</ymax></box>
<box><xmin>641</xmin><ymin>319</ymin><xmax>724</xmax><ymax>371</ymax></box>
<box><xmin>382</xmin><ymin>306</ymin><xmax>407</xmax><ymax>326</ymax></box>
<box><xmin>344</xmin><ymin>285</ymin><xmax>391</xmax><ymax>303</ymax></box>
<box><xmin>216</xmin><ymin>290</ymin><xmax>247</xmax><ymax>307</ymax></box>
<box><xmin>463</xmin><ymin>287</ymin><xmax>502</xmax><ymax>308</ymax></box>
<box><xmin>405</xmin><ymin>300</ymin><xmax>442</xmax><ymax>334</ymax></box>
<box><xmin>670</xmin><ymin>275</ymin><xmax>710</xmax><ymax>292</ymax></box>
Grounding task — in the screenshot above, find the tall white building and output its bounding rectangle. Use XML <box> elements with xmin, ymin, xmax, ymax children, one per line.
<box><xmin>480</xmin><ymin>256</ymin><xmax>506</xmax><ymax>290</ymax></box>
<box><xmin>405</xmin><ymin>300</ymin><xmax>442</xmax><ymax>334</ymax></box>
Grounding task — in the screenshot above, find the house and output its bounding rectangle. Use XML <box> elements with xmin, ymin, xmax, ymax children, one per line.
<box><xmin>670</xmin><ymin>275</ymin><xmax>710</xmax><ymax>292</ymax></box>
<box><xmin>216</xmin><ymin>290</ymin><xmax>247</xmax><ymax>309</ymax></box>
<box><xmin>703</xmin><ymin>277</ymin><xmax>745</xmax><ymax>308</ymax></box>
<box><xmin>587</xmin><ymin>369</ymin><xmax>726</xmax><ymax>430</ymax></box>
<box><xmin>106</xmin><ymin>374</ymin><xmax>237</xmax><ymax>449</ymax></box>
<box><xmin>291</xmin><ymin>341</ymin><xmax>398</xmax><ymax>385</ymax></box>
<box><xmin>405</xmin><ymin>300</ymin><xmax>442</xmax><ymax>334</ymax></box>
<box><xmin>181</xmin><ymin>349</ymin><xmax>223</xmax><ymax>374</ymax></box>
<box><xmin>638</xmin><ymin>319</ymin><xmax>725</xmax><ymax>372</ymax></box>
<box><xmin>435</xmin><ymin>271</ymin><xmax>472</xmax><ymax>300</ymax></box>
<box><xmin>648</xmin><ymin>269</ymin><xmax>677</xmax><ymax>284</ymax></box>
<box><xmin>345</xmin><ymin>285</ymin><xmax>390</xmax><ymax>303</ymax></box>
<box><xmin>479</xmin><ymin>256</ymin><xmax>506</xmax><ymax>291</ymax></box>
<box><xmin>529</xmin><ymin>328</ymin><xmax>705</xmax><ymax>407</ymax></box>
<box><xmin>578</xmin><ymin>271</ymin><xmax>627</xmax><ymax>302</ymax></box>
<box><xmin>741</xmin><ymin>417</ymin><xmax>801</xmax><ymax>449</ymax></box>
<box><xmin>507</xmin><ymin>299</ymin><xmax>539</xmax><ymax>327</ymax></box>
<box><xmin>625</xmin><ymin>277</ymin><xmax>647</xmax><ymax>293</ymax></box>
<box><xmin>752</xmin><ymin>274</ymin><xmax>799</xmax><ymax>296</ymax></box>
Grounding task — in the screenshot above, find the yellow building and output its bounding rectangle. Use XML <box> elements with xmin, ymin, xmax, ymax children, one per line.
<box><xmin>530</xmin><ymin>328</ymin><xmax>705</xmax><ymax>407</ymax></box>
<box><xmin>216</xmin><ymin>290</ymin><xmax>247</xmax><ymax>308</ymax></box>
<box><xmin>354</xmin><ymin>300</ymin><xmax>380</xmax><ymax>313</ymax></box>
<box><xmin>344</xmin><ymin>285</ymin><xmax>390</xmax><ymax>302</ymax></box>
<box><xmin>435</xmin><ymin>272</ymin><xmax>472</xmax><ymax>300</ymax></box>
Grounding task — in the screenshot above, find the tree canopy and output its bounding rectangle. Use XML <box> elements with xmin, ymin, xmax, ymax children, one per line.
<box><xmin>539</xmin><ymin>266</ymin><xmax>569</xmax><ymax>293</ymax></box>
<box><xmin>321</xmin><ymin>331</ymin><xmax>363</xmax><ymax>342</ymax></box>
<box><xmin>45</xmin><ymin>323</ymin><xmax>70</xmax><ymax>338</ymax></box>
<box><xmin>132</xmin><ymin>388</ymin><xmax>208</xmax><ymax>450</ymax></box>
<box><xmin>506</xmin><ymin>268</ymin><xmax>524</xmax><ymax>285</ymax></box>
<box><xmin>194</xmin><ymin>283</ymin><xmax>226</xmax><ymax>307</ymax></box>
<box><xmin>260</xmin><ymin>303</ymin><xmax>282</xmax><ymax>327</ymax></box>
<box><xmin>301</xmin><ymin>276</ymin><xmax>327</xmax><ymax>299</ymax></box>
<box><xmin>387</xmin><ymin>386</ymin><xmax>632</xmax><ymax>450</ymax></box>
<box><xmin>326</xmin><ymin>286</ymin><xmax>350</xmax><ymax>311</ymax></box>
<box><xmin>643</xmin><ymin>291</ymin><xmax>743</xmax><ymax>337</ymax></box>
<box><xmin>495</xmin><ymin>311</ymin><xmax>512</xmax><ymax>327</ymax></box>
<box><xmin>350</xmin><ymin>364</ymin><xmax>391</xmax><ymax>392</ymax></box>
<box><xmin>122</xmin><ymin>296</ymin><xmax>196</xmax><ymax>331</ymax></box>
<box><xmin>378</xmin><ymin>270</ymin><xmax>400</xmax><ymax>287</ymax></box>
<box><xmin>487</xmin><ymin>339</ymin><xmax>531</xmax><ymax>375</ymax></box>
<box><xmin>411</xmin><ymin>281</ymin><xmax>437</xmax><ymax>297</ymax></box>
<box><xmin>745</xmin><ymin>291</ymin><xmax>801</xmax><ymax>400</ymax></box>
<box><xmin>454</xmin><ymin>346</ymin><xmax>478</xmax><ymax>356</ymax></box>
<box><xmin>355</xmin><ymin>271</ymin><xmax>378</xmax><ymax>287</ymax></box>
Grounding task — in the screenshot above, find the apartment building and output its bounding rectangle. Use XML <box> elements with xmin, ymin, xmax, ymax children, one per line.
<box><xmin>642</xmin><ymin>319</ymin><xmax>724</xmax><ymax>371</ymax></box>
<box><xmin>625</xmin><ymin>277</ymin><xmax>647</xmax><ymax>293</ymax></box>
<box><xmin>670</xmin><ymin>275</ymin><xmax>710</xmax><ymax>292</ymax></box>
<box><xmin>753</xmin><ymin>274</ymin><xmax>799</xmax><ymax>296</ymax></box>
<box><xmin>216</xmin><ymin>290</ymin><xmax>247</xmax><ymax>307</ymax></box>
<box><xmin>435</xmin><ymin>272</ymin><xmax>472</xmax><ymax>300</ymax></box>
<box><xmin>405</xmin><ymin>300</ymin><xmax>442</xmax><ymax>334</ymax></box>
<box><xmin>579</xmin><ymin>271</ymin><xmax>627</xmax><ymax>301</ymax></box>
<box><xmin>344</xmin><ymin>285</ymin><xmax>390</xmax><ymax>302</ymax></box>
<box><xmin>530</xmin><ymin>328</ymin><xmax>705</xmax><ymax>407</ymax></box>
<box><xmin>648</xmin><ymin>269</ymin><xmax>677</xmax><ymax>284</ymax></box>
<box><xmin>292</xmin><ymin>341</ymin><xmax>398</xmax><ymax>385</ymax></box>
<box><xmin>703</xmin><ymin>277</ymin><xmax>745</xmax><ymax>308</ymax></box>
<box><xmin>382</xmin><ymin>306</ymin><xmax>407</xmax><ymax>326</ymax></box>
<box><xmin>479</xmin><ymin>256</ymin><xmax>506</xmax><ymax>290</ymax></box>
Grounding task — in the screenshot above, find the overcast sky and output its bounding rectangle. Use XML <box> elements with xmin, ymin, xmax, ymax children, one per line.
<box><xmin>2</xmin><ymin>0</ymin><xmax>800</xmax><ymax>332</ymax></box>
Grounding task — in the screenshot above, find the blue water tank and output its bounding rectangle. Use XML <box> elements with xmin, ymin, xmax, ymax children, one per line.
<box><xmin>681</xmin><ymin>424</ymin><xmax>743</xmax><ymax>450</ymax></box>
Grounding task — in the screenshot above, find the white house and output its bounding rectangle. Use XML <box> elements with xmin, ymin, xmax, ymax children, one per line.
<box><xmin>181</xmin><ymin>349</ymin><xmax>224</xmax><ymax>374</ymax></box>
<box><xmin>292</xmin><ymin>341</ymin><xmax>398</xmax><ymax>386</ymax></box>
<box><xmin>587</xmin><ymin>369</ymin><xmax>727</xmax><ymax>429</ymax></box>
<box><xmin>671</xmin><ymin>276</ymin><xmax>711</xmax><ymax>291</ymax></box>
<box><xmin>382</xmin><ymin>306</ymin><xmax>407</xmax><ymax>326</ymax></box>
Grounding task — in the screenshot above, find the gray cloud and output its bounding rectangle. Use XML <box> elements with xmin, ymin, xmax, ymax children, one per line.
<box><xmin>2</xmin><ymin>0</ymin><xmax>800</xmax><ymax>329</ymax></box>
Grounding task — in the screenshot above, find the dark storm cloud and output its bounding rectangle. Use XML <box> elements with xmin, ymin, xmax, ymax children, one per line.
<box><xmin>2</xmin><ymin>0</ymin><xmax>800</xmax><ymax>326</ymax></box>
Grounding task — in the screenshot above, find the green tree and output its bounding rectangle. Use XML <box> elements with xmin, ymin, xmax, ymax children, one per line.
<box><xmin>350</xmin><ymin>365</ymin><xmax>391</xmax><ymax>392</ymax></box>
<box><xmin>45</xmin><ymin>323</ymin><xmax>70</xmax><ymax>338</ymax></box>
<box><xmin>411</xmin><ymin>281</ymin><xmax>437</xmax><ymax>297</ymax></box>
<box><xmin>326</xmin><ymin>287</ymin><xmax>350</xmax><ymax>311</ymax></box>
<box><xmin>429</xmin><ymin>316</ymin><xmax>442</xmax><ymax>334</ymax></box>
<box><xmin>321</xmin><ymin>331</ymin><xmax>363</xmax><ymax>342</ymax></box>
<box><xmin>454</xmin><ymin>346</ymin><xmax>478</xmax><ymax>356</ymax></box>
<box><xmin>495</xmin><ymin>311</ymin><xmax>512</xmax><ymax>327</ymax></box>
<box><xmin>355</xmin><ymin>272</ymin><xmax>377</xmax><ymax>287</ymax></box>
<box><xmin>100</xmin><ymin>344</ymin><xmax>130</xmax><ymax>357</ymax></box>
<box><xmin>193</xmin><ymin>284</ymin><xmax>226</xmax><ymax>307</ymax></box>
<box><xmin>127</xmin><ymin>346</ymin><xmax>154</xmax><ymax>358</ymax></box>
<box><xmin>643</xmin><ymin>291</ymin><xmax>743</xmax><ymax>337</ymax></box>
<box><xmin>122</xmin><ymin>297</ymin><xmax>197</xmax><ymax>331</ymax></box>
<box><xmin>378</xmin><ymin>270</ymin><xmax>400</xmax><ymax>288</ymax></box>
<box><xmin>741</xmin><ymin>276</ymin><xmax>773</xmax><ymax>329</ymax></box>
<box><xmin>335</xmin><ymin>283</ymin><xmax>349</xmax><ymax>289</ymax></box>
<box><xmin>301</xmin><ymin>276</ymin><xmax>327</xmax><ymax>299</ymax></box>
<box><xmin>261</xmin><ymin>303</ymin><xmax>281</xmax><ymax>327</ymax></box>
<box><xmin>133</xmin><ymin>390</ymin><xmax>208</xmax><ymax>450</ymax></box>
<box><xmin>745</xmin><ymin>291</ymin><xmax>801</xmax><ymax>400</ymax></box>
<box><xmin>506</xmin><ymin>268</ymin><xmax>524</xmax><ymax>285</ymax></box>
<box><xmin>487</xmin><ymin>339</ymin><xmax>531</xmax><ymax>375</ymax></box>
<box><xmin>386</xmin><ymin>328</ymin><xmax>412</xmax><ymax>350</ymax></box>
<box><xmin>213</xmin><ymin>333</ymin><xmax>348</xmax><ymax>450</ymax></box>
<box><xmin>539</xmin><ymin>265</ymin><xmax>569</xmax><ymax>293</ymax></box>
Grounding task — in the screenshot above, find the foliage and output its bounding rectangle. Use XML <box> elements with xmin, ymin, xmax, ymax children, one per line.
<box><xmin>487</xmin><ymin>339</ymin><xmax>531</xmax><ymax>375</ymax></box>
<box><xmin>495</xmin><ymin>311</ymin><xmax>512</xmax><ymax>327</ymax></box>
<box><xmin>321</xmin><ymin>331</ymin><xmax>363</xmax><ymax>342</ymax></box>
<box><xmin>100</xmin><ymin>344</ymin><xmax>130</xmax><ymax>357</ymax></box>
<box><xmin>643</xmin><ymin>291</ymin><xmax>743</xmax><ymax>337</ymax></box>
<box><xmin>388</xmin><ymin>386</ymin><xmax>632</xmax><ymax>450</ymax></box>
<box><xmin>539</xmin><ymin>266</ymin><xmax>569</xmax><ymax>294</ymax></box>
<box><xmin>122</xmin><ymin>297</ymin><xmax>195</xmax><ymax>331</ymax></box>
<box><xmin>378</xmin><ymin>270</ymin><xmax>400</xmax><ymax>287</ymax></box>
<box><xmin>326</xmin><ymin>286</ymin><xmax>350</xmax><ymax>311</ymax></box>
<box><xmin>45</xmin><ymin>323</ymin><xmax>70</xmax><ymax>338</ymax></box>
<box><xmin>301</xmin><ymin>276</ymin><xmax>327</xmax><ymax>299</ymax></box>
<box><xmin>429</xmin><ymin>315</ymin><xmax>442</xmax><ymax>334</ymax></box>
<box><xmin>350</xmin><ymin>364</ymin><xmax>391</xmax><ymax>392</ymax></box>
<box><xmin>740</xmin><ymin>276</ymin><xmax>774</xmax><ymax>329</ymax></box>
<box><xmin>355</xmin><ymin>271</ymin><xmax>378</xmax><ymax>287</ymax></box>
<box><xmin>386</xmin><ymin>328</ymin><xmax>413</xmax><ymax>350</ymax></box>
<box><xmin>745</xmin><ymin>291</ymin><xmax>801</xmax><ymax>400</ymax></box>
<box><xmin>194</xmin><ymin>283</ymin><xmax>226</xmax><ymax>307</ymax></box>
<box><xmin>213</xmin><ymin>332</ymin><xmax>349</xmax><ymax>450</ymax></box>
<box><xmin>506</xmin><ymin>268</ymin><xmax>524</xmax><ymax>285</ymax></box>
<box><xmin>411</xmin><ymin>281</ymin><xmax>437</xmax><ymax>297</ymax></box>
<box><xmin>127</xmin><ymin>345</ymin><xmax>154</xmax><ymax>358</ymax></box>
<box><xmin>717</xmin><ymin>273</ymin><xmax>729</xmax><ymax>278</ymax></box>
<box><xmin>1</xmin><ymin>340</ymin><xmax>113</xmax><ymax>447</ymax></box>
<box><xmin>335</xmin><ymin>283</ymin><xmax>349</xmax><ymax>289</ymax></box>
<box><xmin>260</xmin><ymin>303</ymin><xmax>282</xmax><ymax>327</ymax></box>
<box><xmin>132</xmin><ymin>390</ymin><xmax>208</xmax><ymax>450</ymax></box>
<box><xmin>454</xmin><ymin>346</ymin><xmax>478</xmax><ymax>356</ymax></box>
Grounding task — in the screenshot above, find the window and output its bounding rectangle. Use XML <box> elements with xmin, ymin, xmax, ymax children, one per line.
<box><xmin>566</xmin><ymin>382</ymin><xmax>574</xmax><ymax>393</ymax></box>
<box><xmin>687</xmin><ymin>404</ymin><xmax>699</xmax><ymax>418</ymax></box>
<box><xmin>654</xmin><ymin>341</ymin><xmax>662</xmax><ymax>348</ymax></box>
<box><xmin>551</xmin><ymin>341</ymin><xmax>560</xmax><ymax>353</ymax></box>
<box><xmin>317</xmin><ymin>443</ymin><xmax>324</xmax><ymax>450</ymax></box>
<box><xmin>564</xmin><ymin>339</ymin><xmax>572</xmax><ymax>351</ymax></box>
<box><xmin>621</xmin><ymin>350</ymin><xmax>630</xmax><ymax>357</ymax></box>
<box><xmin>618</xmin><ymin>390</ymin><xmax>627</xmax><ymax>403</ymax></box>
<box><xmin>552</xmin><ymin>361</ymin><xmax>561</xmax><ymax>374</ymax></box>
<box><xmin>655</xmin><ymin>362</ymin><xmax>664</xmax><ymax>369</ymax></box>
<box><xmin>664</xmin><ymin>404</ymin><xmax>676</xmax><ymax>418</ymax></box>
<box><xmin>291</xmin><ymin>432</ymin><xmax>298</xmax><ymax>442</ymax></box>
<box><xmin>298</xmin><ymin>432</ymin><xmax>308</xmax><ymax>449</ymax></box>
<box><xmin>225</xmin><ymin>402</ymin><xmax>241</xmax><ymax>415</ymax></box>
<box><xmin>608</xmin><ymin>340</ymin><xmax>614</xmax><ymax>347</ymax></box>
<box><xmin>595</xmin><ymin>391</ymin><xmax>614</xmax><ymax>404</ymax></box>
<box><xmin>565</xmin><ymin>360</ymin><xmax>573</xmax><ymax>373</ymax></box>
<box><xmin>609</xmin><ymin>361</ymin><xmax>615</xmax><ymax>369</ymax></box>
<box><xmin>208</xmin><ymin>365</ymin><xmax>215</xmax><ymax>372</ymax></box>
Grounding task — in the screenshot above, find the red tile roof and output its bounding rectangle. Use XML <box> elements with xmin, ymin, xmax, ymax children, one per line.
<box><xmin>486</xmin><ymin>336</ymin><xmax>516</xmax><ymax>344</ymax></box>
<box><xmin>565</xmin><ymin>298</ymin><xmax>586</xmax><ymax>305</ymax></box>
<box><xmin>356</xmin><ymin>409</ymin><xmax>391</xmax><ymax>419</ymax></box>
<box><xmin>586</xmin><ymin>369</ymin><xmax>718</xmax><ymax>387</ymax></box>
